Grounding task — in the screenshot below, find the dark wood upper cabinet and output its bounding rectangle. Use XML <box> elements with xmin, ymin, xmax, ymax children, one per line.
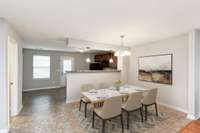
<box><xmin>94</xmin><ymin>53</ymin><xmax>117</xmax><ymax>69</ymax></box>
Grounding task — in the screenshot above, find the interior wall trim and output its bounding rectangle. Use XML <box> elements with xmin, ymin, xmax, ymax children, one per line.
<box><xmin>23</xmin><ymin>86</ymin><xmax>61</xmax><ymax>92</ymax></box>
<box><xmin>157</xmin><ymin>101</ymin><xmax>188</xmax><ymax>114</ymax></box>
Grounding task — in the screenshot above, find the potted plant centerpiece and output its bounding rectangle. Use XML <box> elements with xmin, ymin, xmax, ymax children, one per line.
<box><xmin>114</xmin><ymin>80</ymin><xmax>123</xmax><ymax>91</ymax></box>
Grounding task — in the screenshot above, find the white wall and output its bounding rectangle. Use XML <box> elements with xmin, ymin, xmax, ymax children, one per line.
<box><xmin>0</xmin><ymin>18</ymin><xmax>9</xmax><ymax>133</ymax></box>
<box><xmin>0</xmin><ymin>19</ymin><xmax>23</xmax><ymax>133</ymax></box>
<box><xmin>23</xmin><ymin>49</ymin><xmax>95</xmax><ymax>90</ymax></box>
<box><xmin>7</xmin><ymin>22</ymin><xmax>23</xmax><ymax>116</ymax></box>
<box><xmin>66</xmin><ymin>72</ymin><xmax>121</xmax><ymax>103</ymax></box>
<box><xmin>118</xmin><ymin>56</ymin><xmax>129</xmax><ymax>83</ymax></box>
<box><xmin>128</xmin><ymin>34</ymin><xmax>189</xmax><ymax>112</ymax></box>
<box><xmin>187</xmin><ymin>29</ymin><xmax>200</xmax><ymax>119</ymax></box>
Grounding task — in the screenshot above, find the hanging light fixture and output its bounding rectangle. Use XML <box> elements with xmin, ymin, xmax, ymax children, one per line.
<box><xmin>109</xmin><ymin>58</ymin><xmax>114</xmax><ymax>63</ymax></box>
<box><xmin>109</xmin><ymin>52</ymin><xmax>114</xmax><ymax>63</ymax></box>
<box><xmin>114</xmin><ymin>35</ymin><xmax>131</xmax><ymax>56</ymax></box>
<box><xmin>86</xmin><ymin>58</ymin><xmax>91</xmax><ymax>63</ymax></box>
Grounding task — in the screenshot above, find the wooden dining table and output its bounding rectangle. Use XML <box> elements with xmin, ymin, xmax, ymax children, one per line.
<box><xmin>81</xmin><ymin>85</ymin><xmax>151</xmax><ymax>108</ymax></box>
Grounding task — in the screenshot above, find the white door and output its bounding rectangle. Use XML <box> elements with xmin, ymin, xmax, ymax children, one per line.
<box><xmin>60</xmin><ymin>56</ymin><xmax>74</xmax><ymax>87</ymax></box>
<box><xmin>7</xmin><ymin>36</ymin><xmax>18</xmax><ymax>123</ymax></box>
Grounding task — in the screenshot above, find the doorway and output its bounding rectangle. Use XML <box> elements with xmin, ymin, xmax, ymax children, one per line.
<box><xmin>60</xmin><ymin>56</ymin><xmax>74</xmax><ymax>87</ymax></box>
<box><xmin>7</xmin><ymin>36</ymin><xmax>18</xmax><ymax>126</ymax></box>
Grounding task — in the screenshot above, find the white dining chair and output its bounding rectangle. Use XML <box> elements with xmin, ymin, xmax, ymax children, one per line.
<box><xmin>92</xmin><ymin>96</ymin><xmax>124</xmax><ymax>133</ymax></box>
<box><xmin>122</xmin><ymin>91</ymin><xmax>143</xmax><ymax>129</ymax></box>
<box><xmin>142</xmin><ymin>88</ymin><xmax>158</xmax><ymax>120</ymax></box>
<box><xmin>79</xmin><ymin>84</ymin><xmax>95</xmax><ymax>118</ymax></box>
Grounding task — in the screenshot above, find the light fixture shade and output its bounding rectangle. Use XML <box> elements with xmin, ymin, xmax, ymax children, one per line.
<box><xmin>124</xmin><ymin>50</ymin><xmax>131</xmax><ymax>56</ymax></box>
<box><xmin>109</xmin><ymin>58</ymin><xmax>114</xmax><ymax>63</ymax></box>
<box><xmin>114</xmin><ymin>35</ymin><xmax>131</xmax><ymax>56</ymax></box>
<box><xmin>114</xmin><ymin>50</ymin><xmax>131</xmax><ymax>56</ymax></box>
<box><xmin>86</xmin><ymin>58</ymin><xmax>91</xmax><ymax>63</ymax></box>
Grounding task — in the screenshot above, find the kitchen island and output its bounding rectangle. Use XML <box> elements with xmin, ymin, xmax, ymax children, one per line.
<box><xmin>65</xmin><ymin>70</ymin><xmax>121</xmax><ymax>103</ymax></box>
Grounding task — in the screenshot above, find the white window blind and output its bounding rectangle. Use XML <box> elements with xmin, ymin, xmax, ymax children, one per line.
<box><xmin>33</xmin><ymin>55</ymin><xmax>50</xmax><ymax>79</ymax></box>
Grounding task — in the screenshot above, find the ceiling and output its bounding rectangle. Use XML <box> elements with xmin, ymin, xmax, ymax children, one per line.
<box><xmin>0</xmin><ymin>0</ymin><xmax>200</xmax><ymax>46</ymax></box>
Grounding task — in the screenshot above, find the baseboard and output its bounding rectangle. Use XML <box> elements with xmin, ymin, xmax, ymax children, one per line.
<box><xmin>66</xmin><ymin>99</ymin><xmax>79</xmax><ymax>104</ymax></box>
<box><xmin>0</xmin><ymin>128</ymin><xmax>8</xmax><ymax>133</ymax></box>
<box><xmin>11</xmin><ymin>104</ymin><xmax>23</xmax><ymax>116</ymax></box>
<box><xmin>187</xmin><ymin>114</ymin><xmax>200</xmax><ymax>120</ymax></box>
<box><xmin>60</xmin><ymin>85</ymin><xmax>66</xmax><ymax>88</ymax></box>
<box><xmin>23</xmin><ymin>86</ymin><xmax>61</xmax><ymax>92</ymax></box>
<box><xmin>187</xmin><ymin>114</ymin><xmax>196</xmax><ymax>120</ymax></box>
<box><xmin>18</xmin><ymin>104</ymin><xmax>23</xmax><ymax>113</ymax></box>
<box><xmin>157</xmin><ymin>102</ymin><xmax>188</xmax><ymax>114</ymax></box>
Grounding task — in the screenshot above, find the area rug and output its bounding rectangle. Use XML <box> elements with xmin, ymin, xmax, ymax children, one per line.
<box><xmin>73</xmin><ymin>108</ymin><xmax>168</xmax><ymax>133</ymax></box>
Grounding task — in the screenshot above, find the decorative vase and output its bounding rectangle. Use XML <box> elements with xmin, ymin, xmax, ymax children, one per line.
<box><xmin>114</xmin><ymin>80</ymin><xmax>122</xmax><ymax>91</ymax></box>
<box><xmin>116</xmin><ymin>85</ymin><xmax>120</xmax><ymax>91</ymax></box>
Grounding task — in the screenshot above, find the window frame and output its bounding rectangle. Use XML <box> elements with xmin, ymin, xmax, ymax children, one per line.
<box><xmin>62</xmin><ymin>59</ymin><xmax>73</xmax><ymax>73</ymax></box>
<box><xmin>32</xmin><ymin>55</ymin><xmax>51</xmax><ymax>80</ymax></box>
<box><xmin>60</xmin><ymin>56</ymin><xmax>74</xmax><ymax>76</ymax></box>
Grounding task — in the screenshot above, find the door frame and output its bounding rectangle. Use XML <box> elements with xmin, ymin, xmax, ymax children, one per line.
<box><xmin>7</xmin><ymin>36</ymin><xmax>19</xmax><ymax>125</ymax></box>
<box><xmin>60</xmin><ymin>56</ymin><xmax>74</xmax><ymax>87</ymax></box>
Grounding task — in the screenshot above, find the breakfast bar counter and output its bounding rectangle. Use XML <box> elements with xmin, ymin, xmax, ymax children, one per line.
<box><xmin>65</xmin><ymin>70</ymin><xmax>121</xmax><ymax>103</ymax></box>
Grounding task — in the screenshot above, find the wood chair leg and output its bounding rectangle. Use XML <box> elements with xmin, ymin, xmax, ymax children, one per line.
<box><xmin>155</xmin><ymin>103</ymin><xmax>158</xmax><ymax>116</ymax></box>
<box><xmin>120</xmin><ymin>114</ymin><xmax>124</xmax><ymax>132</ymax></box>
<box><xmin>127</xmin><ymin>111</ymin><xmax>129</xmax><ymax>129</ymax></box>
<box><xmin>79</xmin><ymin>100</ymin><xmax>82</xmax><ymax>111</ymax></box>
<box><xmin>92</xmin><ymin>111</ymin><xmax>95</xmax><ymax>128</ymax></box>
<box><xmin>145</xmin><ymin>105</ymin><xmax>148</xmax><ymax>121</ymax></box>
<box><xmin>140</xmin><ymin>107</ymin><xmax>143</xmax><ymax>122</ymax></box>
<box><xmin>85</xmin><ymin>103</ymin><xmax>87</xmax><ymax>118</ymax></box>
<box><xmin>102</xmin><ymin>120</ymin><xmax>106</xmax><ymax>133</ymax></box>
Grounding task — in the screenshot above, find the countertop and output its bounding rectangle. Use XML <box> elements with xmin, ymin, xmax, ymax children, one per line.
<box><xmin>66</xmin><ymin>70</ymin><xmax>121</xmax><ymax>73</ymax></box>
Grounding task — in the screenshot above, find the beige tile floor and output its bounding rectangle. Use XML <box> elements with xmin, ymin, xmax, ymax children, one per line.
<box><xmin>10</xmin><ymin>88</ymin><xmax>190</xmax><ymax>133</ymax></box>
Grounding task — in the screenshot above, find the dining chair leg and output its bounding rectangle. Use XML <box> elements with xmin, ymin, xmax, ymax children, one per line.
<box><xmin>92</xmin><ymin>111</ymin><xmax>95</xmax><ymax>128</ymax></box>
<box><xmin>155</xmin><ymin>103</ymin><xmax>158</xmax><ymax>117</ymax></box>
<box><xmin>102</xmin><ymin>120</ymin><xmax>106</xmax><ymax>133</ymax></box>
<box><xmin>142</xmin><ymin>104</ymin><xmax>144</xmax><ymax>111</ymax></box>
<box><xmin>127</xmin><ymin>111</ymin><xmax>129</xmax><ymax>129</ymax></box>
<box><xmin>120</xmin><ymin>114</ymin><xmax>124</xmax><ymax>132</ymax></box>
<box><xmin>79</xmin><ymin>100</ymin><xmax>82</xmax><ymax>111</ymax></box>
<box><xmin>140</xmin><ymin>107</ymin><xmax>143</xmax><ymax>122</ymax></box>
<box><xmin>84</xmin><ymin>103</ymin><xmax>87</xmax><ymax>118</ymax></box>
<box><xmin>145</xmin><ymin>105</ymin><xmax>148</xmax><ymax>121</ymax></box>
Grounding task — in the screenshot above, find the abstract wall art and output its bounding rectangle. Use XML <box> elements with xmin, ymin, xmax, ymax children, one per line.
<box><xmin>138</xmin><ymin>54</ymin><xmax>173</xmax><ymax>85</ymax></box>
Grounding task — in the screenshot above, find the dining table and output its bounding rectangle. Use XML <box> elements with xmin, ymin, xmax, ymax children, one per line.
<box><xmin>81</xmin><ymin>85</ymin><xmax>151</xmax><ymax>108</ymax></box>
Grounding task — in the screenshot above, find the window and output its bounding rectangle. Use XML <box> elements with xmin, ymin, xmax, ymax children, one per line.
<box><xmin>63</xmin><ymin>59</ymin><xmax>72</xmax><ymax>73</ymax></box>
<box><xmin>33</xmin><ymin>55</ymin><xmax>50</xmax><ymax>79</ymax></box>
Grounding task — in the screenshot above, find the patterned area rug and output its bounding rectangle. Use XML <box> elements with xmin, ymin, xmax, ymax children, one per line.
<box><xmin>73</xmin><ymin>108</ymin><xmax>168</xmax><ymax>133</ymax></box>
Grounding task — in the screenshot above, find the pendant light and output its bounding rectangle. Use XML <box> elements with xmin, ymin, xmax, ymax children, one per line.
<box><xmin>109</xmin><ymin>58</ymin><xmax>114</xmax><ymax>63</ymax></box>
<box><xmin>86</xmin><ymin>58</ymin><xmax>91</xmax><ymax>63</ymax></box>
<box><xmin>114</xmin><ymin>35</ymin><xmax>131</xmax><ymax>56</ymax></box>
<box><xmin>109</xmin><ymin>52</ymin><xmax>114</xmax><ymax>63</ymax></box>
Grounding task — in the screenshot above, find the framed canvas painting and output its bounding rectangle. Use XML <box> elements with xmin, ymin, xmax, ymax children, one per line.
<box><xmin>138</xmin><ymin>54</ymin><xmax>173</xmax><ymax>85</ymax></box>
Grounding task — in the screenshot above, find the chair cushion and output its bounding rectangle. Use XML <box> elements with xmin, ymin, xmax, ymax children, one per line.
<box><xmin>94</xmin><ymin>107</ymin><xmax>104</xmax><ymax>118</ymax></box>
<box><xmin>94</xmin><ymin>106</ymin><xmax>120</xmax><ymax>119</ymax></box>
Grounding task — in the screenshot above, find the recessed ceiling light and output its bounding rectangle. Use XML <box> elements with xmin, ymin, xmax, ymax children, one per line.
<box><xmin>79</xmin><ymin>49</ymin><xmax>84</xmax><ymax>52</ymax></box>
